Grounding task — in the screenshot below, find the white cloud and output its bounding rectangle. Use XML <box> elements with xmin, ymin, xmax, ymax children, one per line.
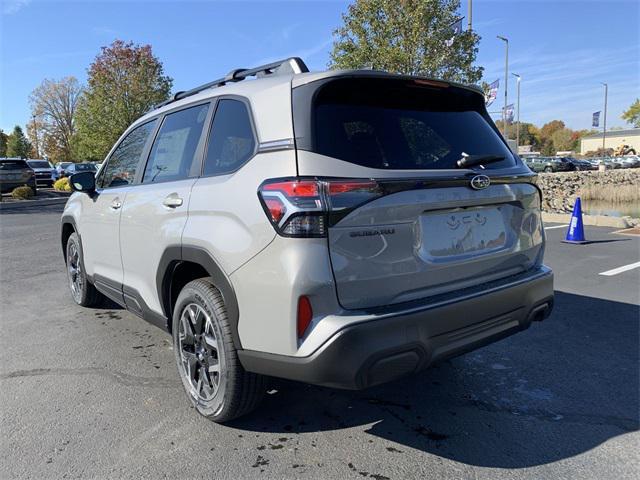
<box><xmin>2</xmin><ymin>0</ymin><xmax>31</xmax><ymax>15</ymax></box>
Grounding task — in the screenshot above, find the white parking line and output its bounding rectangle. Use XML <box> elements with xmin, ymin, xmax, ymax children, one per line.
<box><xmin>544</xmin><ymin>224</ymin><xmax>569</xmax><ymax>230</ymax></box>
<box><xmin>598</xmin><ymin>261</ymin><xmax>640</xmax><ymax>277</ymax></box>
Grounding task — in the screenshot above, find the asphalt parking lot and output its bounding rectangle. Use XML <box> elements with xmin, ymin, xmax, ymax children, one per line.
<box><xmin>1</xmin><ymin>205</ymin><xmax>638</xmax><ymax>479</ymax></box>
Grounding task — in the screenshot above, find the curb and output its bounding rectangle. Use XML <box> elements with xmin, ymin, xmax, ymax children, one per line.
<box><xmin>542</xmin><ymin>212</ymin><xmax>635</xmax><ymax>229</ymax></box>
<box><xmin>0</xmin><ymin>196</ymin><xmax>69</xmax><ymax>211</ymax></box>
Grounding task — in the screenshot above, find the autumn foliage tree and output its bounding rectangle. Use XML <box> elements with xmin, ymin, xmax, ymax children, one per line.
<box><xmin>329</xmin><ymin>0</ymin><xmax>483</xmax><ymax>83</ymax></box>
<box><xmin>76</xmin><ymin>40</ymin><xmax>173</xmax><ymax>161</ymax></box>
<box><xmin>29</xmin><ymin>77</ymin><xmax>83</xmax><ymax>162</ymax></box>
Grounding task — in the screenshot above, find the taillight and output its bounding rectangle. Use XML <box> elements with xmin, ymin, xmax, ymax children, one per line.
<box><xmin>258</xmin><ymin>178</ymin><xmax>382</xmax><ymax>237</ymax></box>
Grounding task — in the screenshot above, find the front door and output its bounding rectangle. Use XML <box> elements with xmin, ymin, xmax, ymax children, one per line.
<box><xmin>82</xmin><ymin>119</ymin><xmax>159</xmax><ymax>301</ymax></box>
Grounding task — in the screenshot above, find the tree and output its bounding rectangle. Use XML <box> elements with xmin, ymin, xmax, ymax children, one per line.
<box><xmin>6</xmin><ymin>126</ymin><xmax>32</xmax><ymax>159</ymax></box>
<box><xmin>329</xmin><ymin>0</ymin><xmax>483</xmax><ymax>83</ymax></box>
<box><xmin>621</xmin><ymin>98</ymin><xmax>640</xmax><ymax>127</ymax></box>
<box><xmin>29</xmin><ymin>77</ymin><xmax>83</xmax><ymax>162</ymax></box>
<box><xmin>75</xmin><ymin>40</ymin><xmax>173</xmax><ymax>161</ymax></box>
<box><xmin>0</xmin><ymin>129</ymin><xmax>8</xmax><ymax>157</ymax></box>
<box><xmin>550</xmin><ymin>128</ymin><xmax>574</xmax><ymax>152</ymax></box>
<box><xmin>539</xmin><ymin>120</ymin><xmax>565</xmax><ymax>141</ymax></box>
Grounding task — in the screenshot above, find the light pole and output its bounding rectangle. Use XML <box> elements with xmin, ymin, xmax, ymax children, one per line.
<box><xmin>512</xmin><ymin>73</ymin><xmax>521</xmax><ymax>151</ymax></box>
<box><xmin>468</xmin><ymin>0</ymin><xmax>472</xmax><ymax>31</ymax></box>
<box><xmin>497</xmin><ymin>36</ymin><xmax>509</xmax><ymax>139</ymax></box>
<box><xmin>31</xmin><ymin>114</ymin><xmax>39</xmax><ymax>158</ymax></box>
<box><xmin>600</xmin><ymin>82</ymin><xmax>608</xmax><ymax>153</ymax></box>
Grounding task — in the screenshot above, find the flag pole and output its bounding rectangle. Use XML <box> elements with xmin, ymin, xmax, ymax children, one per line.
<box><xmin>468</xmin><ymin>0</ymin><xmax>472</xmax><ymax>31</ymax></box>
<box><xmin>601</xmin><ymin>83</ymin><xmax>608</xmax><ymax>152</ymax></box>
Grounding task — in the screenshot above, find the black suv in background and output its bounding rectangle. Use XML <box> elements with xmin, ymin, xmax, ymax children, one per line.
<box><xmin>557</xmin><ymin>157</ymin><xmax>596</xmax><ymax>171</ymax></box>
<box><xmin>0</xmin><ymin>158</ymin><xmax>37</xmax><ymax>193</ymax></box>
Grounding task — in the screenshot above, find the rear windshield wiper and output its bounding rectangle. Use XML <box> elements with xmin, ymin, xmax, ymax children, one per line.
<box><xmin>456</xmin><ymin>154</ymin><xmax>505</xmax><ymax>169</ymax></box>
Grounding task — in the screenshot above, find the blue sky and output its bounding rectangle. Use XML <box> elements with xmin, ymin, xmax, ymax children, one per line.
<box><xmin>1</xmin><ymin>0</ymin><xmax>638</xmax><ymax>134</ymax></box>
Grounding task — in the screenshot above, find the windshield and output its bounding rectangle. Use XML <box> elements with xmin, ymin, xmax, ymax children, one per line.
<box><xmin>75</xmin><ymin>163</ymin><xmax>96</xmax><ymax>171</ymax></box>
<box><xmin>0</xmin><ymin>160</ymin><xmax>29</xmax><ymax>169</ymax></box>
<box><xmin>295</xmin><ymin>77</ymin><xmax>516</xmax><ymax>170</ymax></box>
<box><xmin>27</xmin><ymin>161</ymin><xmax>51</xmax><ymax>168</ymax></box>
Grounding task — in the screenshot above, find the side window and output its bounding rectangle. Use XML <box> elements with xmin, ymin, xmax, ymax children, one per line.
<box><xmin>143</xmin><ymin>103</ymin><xmax>209</xmax><ymax>183</ymax></box>
<box><xmin>99</xmin><ymin>120</ymin><xmax>157</xmax><ymax>188</ymax></box>
<box><xmin>203</xmin><ymin>99</ymin><xmax>256</xmax><ymax>176</ymax></box>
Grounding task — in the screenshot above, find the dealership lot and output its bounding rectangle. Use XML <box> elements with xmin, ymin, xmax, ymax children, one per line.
<box><xmin>0</xmin><ymin>205</ymin><xmax>638</xmax><ymax>479</ymax></box>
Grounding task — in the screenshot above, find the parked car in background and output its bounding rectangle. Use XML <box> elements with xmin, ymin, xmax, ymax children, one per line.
<box><xmin>55</xmin><ymin>162</ymin><xmax>73</xmax><ymax>179</ymax></box>
<box><xmin>64</xmin><ymin>163</ymin><xmax>98</xmax><ymax>177</ymax></box>
<box><xmin>556</xmin><ymin>157</ymin><xmax>597</xmax><ymax>171</ymax></box>
<box><xmin>27</xmin><ymin>159</ymin><xmax>55</xmax><ymax>187</ymax></box>
<box><xmin>0</xmin><ymin>158</ymin><xmax>37</xmax><ymax>193</ymax></box>
<box><xmin>526</xmin><ymin>157</ymin><xmax>573</xmax><ymax>173</ymax></box>
<box><xmin>621</xmin><ymin>155</ymin><xmax>640</xmax><ymax>168</ymax></box>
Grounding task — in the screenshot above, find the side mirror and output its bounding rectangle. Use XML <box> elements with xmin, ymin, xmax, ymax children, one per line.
<box><xmin>69</xmin><ymin>171</ymin><xmax>96</xmax><ymax>194</ymax></box>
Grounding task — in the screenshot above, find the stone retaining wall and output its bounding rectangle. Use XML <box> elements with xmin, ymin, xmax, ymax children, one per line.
<box><xmin>536</xmin><ymin>169</ymin><xmax>639</xmax><ymax>217</ymax></box>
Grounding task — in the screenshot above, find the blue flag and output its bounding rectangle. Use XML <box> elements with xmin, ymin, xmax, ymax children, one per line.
<box><xmin>592</xmin><ymin>111</ymin><xmax>600</xmax><ymax>127</ymax></box>
<box><xmin>446</xmin><ymin>17</ymin><xmax>464</xmax><ymax>46</ymax></box>
<box><xmin>485</xmin><ymin>79</ymin><xmax>499</xmax><ymax>106</ymax></box>
<box><xmin>504</xmin><ymin>104</ymin><xmax>515</xmax><ymax>123</ymax></box>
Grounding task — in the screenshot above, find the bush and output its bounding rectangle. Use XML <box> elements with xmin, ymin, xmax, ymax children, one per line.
<box><xmin>11</xmin><ymin>185</ymin><xmax>35</xmax><ymax>199</ymax></box>
<box><xmin>54</xmin><ymin>177</ymin><xmax>71</xmax><ymax>192</ymax></box>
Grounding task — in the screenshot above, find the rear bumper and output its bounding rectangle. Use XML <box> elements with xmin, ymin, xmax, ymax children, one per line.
<box><xmin>239</xmin><ymin>266</ymin><xmax>553</xmax><ymax>389</ymax></box>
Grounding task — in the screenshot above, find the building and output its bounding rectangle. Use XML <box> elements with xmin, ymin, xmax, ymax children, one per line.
<box><xmin>580</xmin><ymin>128</ymin><xmax>640</xmax><ymax>154</ymax></box>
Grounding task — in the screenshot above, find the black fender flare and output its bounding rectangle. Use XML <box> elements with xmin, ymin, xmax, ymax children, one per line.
<box><xmin>156</xmin><ymin>246</ymin><xmax>242</xmax><ymax>349</ymax></box>
<box><xmin>60</xmin><ymin>215</ymin><xmax>80</xmax><ymax>263</ymax></box>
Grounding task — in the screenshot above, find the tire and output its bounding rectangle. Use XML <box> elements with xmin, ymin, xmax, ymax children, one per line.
<box><xmin>65</xmin><ymin>232</ymin><xmax>100</xmax><ymax>307</ymax></box>
<box><xmin>544</xmin><ymin>166</ymin><xmax>553</xmax><ymax>173</ymax></box>
<box><xmin>172</xmin><ymin>278</ymin><xmax>266</xmax><ymax>423</ymax></box>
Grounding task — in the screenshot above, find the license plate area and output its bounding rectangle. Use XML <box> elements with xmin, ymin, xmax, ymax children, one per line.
<box><xmin>419</xmin><ymin>206</ymin><xmax>508</xmax><ymax>262</ymax></box>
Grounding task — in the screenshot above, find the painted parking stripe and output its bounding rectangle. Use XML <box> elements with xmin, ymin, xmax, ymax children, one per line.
<box><xmin>599</xmin><ymin>261</ymin><xmax>640</xmax><ymax>277</ymax></box>
<box><xmin>544</xmin><ymin>224</ymin><xmax>569</xmax><ymax>230</ymax></box>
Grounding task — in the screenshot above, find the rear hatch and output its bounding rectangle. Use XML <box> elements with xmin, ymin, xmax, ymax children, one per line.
<box><xmin>0</xmin><ymin>160</ymin><xmax>33</xmax><ymax>184</ymax></box>
<box><xmin>291</xmin><ymin>75</ymin><xmax>544</xmax><ymax>310</ymax></box>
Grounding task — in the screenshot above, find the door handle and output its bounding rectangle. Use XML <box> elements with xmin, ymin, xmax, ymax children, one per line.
<box><xmin>110</xmin><ymin>198</ymin><xmax>122</xmax><ymax>210</ymax></box>
<box><xmin>163</xmin><ymin>194</ymin><xmax>183</xmax><ymax>208</ymax></box>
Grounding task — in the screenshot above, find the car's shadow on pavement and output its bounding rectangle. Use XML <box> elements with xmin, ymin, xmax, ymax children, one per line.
<box><xmin>231</xmin><ymin>291</ymin><xmax>639</xmax><ymax>469</ymax></box>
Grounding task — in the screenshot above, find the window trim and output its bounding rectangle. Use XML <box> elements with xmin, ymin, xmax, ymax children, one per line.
<box><xmin>199</xmin><ymin>95</ymin><xmax>260</xmax><ymax>179</ymax></box>
<box><xmin>138</xmin><ymin>100</ymin><xmax>214</xmax><ymax>186</ymax></box>
<box><xmin>97</xmin><ymin>118</ymin><xmax>160</xmax><ymax>190</ymax></box>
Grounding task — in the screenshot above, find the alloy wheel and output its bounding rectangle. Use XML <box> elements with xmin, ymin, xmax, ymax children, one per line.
<box><xmin>67</xmin><ymin>241</ymin><xmax>83</xmax><ymax>302</ymax></box>
<box><xmin>178</xmin><ymin>303</ymin><xmax>223</xmax><ymax>401</ymax></box>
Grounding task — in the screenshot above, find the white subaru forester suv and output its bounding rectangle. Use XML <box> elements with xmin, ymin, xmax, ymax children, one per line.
<box><xmin>61</xmin><ymin>58</ymin><xmax>553</xmax><ymax>422</ymax></box>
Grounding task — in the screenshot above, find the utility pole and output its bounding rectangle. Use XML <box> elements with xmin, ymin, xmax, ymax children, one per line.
<box><xmin>31</xmin><ymin>114</ymin><xmax>39</xmax><ymax>158</ymax></box>
<box><xmin>497</xmin><ymin>36</ymin><xmax>509</xmax><ymax>139</ymax></box>
<box><xmin>468</xmin><ymin>0</ymin><xmax>472</xmax><ymax>31</ymax></box>
<box><xmin>512</xmin><ymin>73</ymin><xmax>521</xmax><ymax>151</ymax></box>
<box><xmin>601</xmin><ymin>82</ymin><xmax>608</xmax><ymax>152</ymax></box>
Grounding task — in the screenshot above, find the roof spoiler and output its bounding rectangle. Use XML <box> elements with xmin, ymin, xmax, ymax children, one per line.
<box><xmin>153</xmin><ymin>57</ymin><xmax>309</xmax><ymax>111</ymax></box>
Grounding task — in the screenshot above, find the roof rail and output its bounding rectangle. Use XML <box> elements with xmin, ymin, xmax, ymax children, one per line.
<box><xmin>153</xmin><ymin>57</ymin><xmax>309</xmax><ymax>110</ymax></box>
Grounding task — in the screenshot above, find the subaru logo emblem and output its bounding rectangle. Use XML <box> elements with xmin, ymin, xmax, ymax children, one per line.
<box><xmin>470</xmin><ymin>175</ymin><xmax>490</xmax><ymax>190</ymax></box>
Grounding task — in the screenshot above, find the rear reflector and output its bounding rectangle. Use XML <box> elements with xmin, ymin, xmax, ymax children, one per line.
<box><xmin>297</xmin><ymin>296</ymin><xmax>313</xmax><ymax>338</ymax></box>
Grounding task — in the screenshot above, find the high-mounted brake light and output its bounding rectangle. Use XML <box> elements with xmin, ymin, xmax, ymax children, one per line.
<box><xmin>258</xmin><ymin>178</ymin><xmax>382</xmax><ymax>237</ymax></box>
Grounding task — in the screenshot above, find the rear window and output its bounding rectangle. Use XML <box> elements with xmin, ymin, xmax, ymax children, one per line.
<box><xmin>0</xmin><ymin>160</ymin><xmax>29</xmax><ymax>169</ymax></box>
<box><xmin>295</xmin><ymin>77</ymin><xmax>515</xmax><ymax>170</ymax></box>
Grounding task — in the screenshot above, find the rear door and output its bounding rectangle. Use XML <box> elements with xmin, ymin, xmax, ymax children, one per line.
<box><xmin>292</xmin><ymin>76</ymin><xmax>544</xmax><ymax>310</ymax></box>
<box><xmin>119</xmin><ymin>102</ymin><xmax>212</xmax><ymax>317</ymax></box>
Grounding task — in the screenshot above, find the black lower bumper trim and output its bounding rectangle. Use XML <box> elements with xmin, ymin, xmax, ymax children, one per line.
<box><xmin>239</xmin><ymin>267</ymin><xmax>554</xmax><ymax>390</ymax></box>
